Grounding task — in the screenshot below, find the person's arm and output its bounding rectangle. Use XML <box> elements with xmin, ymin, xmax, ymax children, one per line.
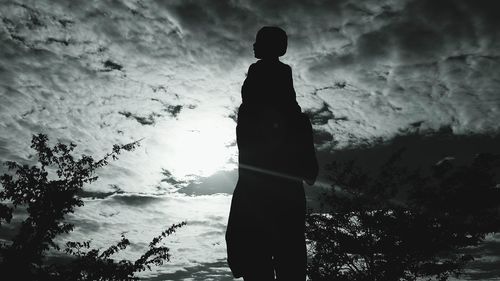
<box><xmin>236</xmin><ymin>104</ymin><xmax>251</xmax><ymax>149</ymax></box>
<box><xmin>241</xmin><ymin>63</ymin><xmax>256</xmax><ymax>104</ymax></box>
<box><xmin>286</xmin><ymin>64</ymin><xmax>297</xmax><ymax>100</ymax></box>
<box><xmin>236</xmin><ymin>104</ymin><xmax>262</xmax><ymax>151</ymax></box>
<box><xmin>300</xmin><ymin>114</ymin><xmax>319</xmax><ymax>185</ymax></box>
<box><xmin>286</xmin><ymin>64</ymin><xmax>302</xmax><ymax>112</ymax></box>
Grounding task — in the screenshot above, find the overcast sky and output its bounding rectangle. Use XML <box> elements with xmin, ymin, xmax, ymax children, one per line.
<box><xmin>1</xmin><ymin>0</ymin><xmax>499</xmax><ymax>280</ymax></box>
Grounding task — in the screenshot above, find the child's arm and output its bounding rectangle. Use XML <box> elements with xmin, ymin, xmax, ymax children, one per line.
<box><xmin>299</xmin><ymin>113</ymin><xmax>318</xmax><ymax>185</ymax></box>
<box><xmin>285</xmin><ymin>64</ymin><xmax>297</xmax><ymax>100</ymax></box>
<box><xmin>285</xmin><ymin>64</ymin><xmax>302</xmax><ymax>112</ymax></box>
<box><xmin>241</xmin><ymin>63</ymin><xmax>257</xmax><ymax>104</ymax></box>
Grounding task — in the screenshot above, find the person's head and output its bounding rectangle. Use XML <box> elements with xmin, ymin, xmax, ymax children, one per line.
<box><xmin>253</xmin><ymin>26</ymin><xmax>287</xmax><ymax>59</ymax></box>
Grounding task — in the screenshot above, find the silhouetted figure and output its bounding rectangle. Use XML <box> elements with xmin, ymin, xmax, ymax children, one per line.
<box><xmin>241</xmin><ymin>26</ymin><xmax>301</xmax><ymax>114</ymax></box>
<box><xmin>226</xmin><ymin>26</ymin><xmax>318</xmax><ymax>281</ymax></box>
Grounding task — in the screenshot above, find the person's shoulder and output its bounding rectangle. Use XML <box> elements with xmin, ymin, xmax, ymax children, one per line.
<box><xmin>248</xmin><ymin>60</ymin><xmax>271</xmax><ymax>74</ymax></box>
<box><xmin>247</xmin><ymin>62</ymin><xmax>258</xmax><ymax>71</ymax></box>
<box><xmin>278</xmin><ymin>61</ymin><xmax>292</xmax><ymax>73</ymax></box>
<box><xmin>250</xmin><ymin>60</ymin><xmax>291</xmax><ymax>74</ymax></box>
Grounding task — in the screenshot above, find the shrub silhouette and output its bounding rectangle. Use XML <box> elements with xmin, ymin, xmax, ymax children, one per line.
<box><xmin>306</xmin><ymin>149</ymin><xmax>500</xmax><ymax>281</ymax></box>
<box><xmin>0</xmin><ymin>134</ymin><xmax>185</xmax><ymax>280</ymax></box>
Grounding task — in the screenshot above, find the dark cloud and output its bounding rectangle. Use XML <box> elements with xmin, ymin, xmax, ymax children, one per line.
<box><xmin>118</xmin><ymin>111</ymin><xmax>160</xmax><ymax>125</ymax></box>
<box><xmin>147</xmin><ymin>259</ymin><xmax>234</xmax><ymax>281</ymax></box>
<box><xmin>160</xmin><ymin>168</ymin><xmax>187</xmax><ymax>187</ymax></box>
<box><xmin>178</xmin><ymin>169</ymin><xmax>237</xmax><ymax>196</ymax></box>
<box><xmin>151</xmin><ymin>99</ymin><xmax>189</xmax><ymax>118</ymax></box>
<box><xmin>165</xmin><ymin>104</ymin><xmax>182</xmax><ymax>118</ymax></box>
<box><xmin>227</xmin><ymin>107</ymin><xmax>238</xmax><ymax>123</ymax></box>
<box><xmin>78</xmin><ymin>185</ymin><xmax>124</xmax><ymax>199</ymax></box>
<box><xmin>102</xmin><ymin>60</ymin><xmax>123</xmax><ymax>72</ymax></box>
<box><xmin>312</xmin><ymin>0</ymin><xmax>500</xmax><ymax>69</ymax></box>
<box><xmin>316</xmin><ymin>129</ymin><xmax>500</xmax><ymax>178</ymax></box>
<box><xmin>67</xmin><ymin>218</ymin><xmax>102</xmax><ymax>234</ymax></box>
<box><xmin>305</xmin><ymin>102</ymin><xmax>334</xmax><ymax>126</ymax></box>
<box><xmin>109</xmin><ymin>194</ymin><xmax>164</xmax><ymax>207</ymax></box>
<box><xmin>312</xmin><ymin>128</ymin><xmax>335</xmax><ymax>146</ymax></box>
<box><xmin>310</xmin><ymin>128</ymin><xmax>500</xmax><ymax>204</ymax></box>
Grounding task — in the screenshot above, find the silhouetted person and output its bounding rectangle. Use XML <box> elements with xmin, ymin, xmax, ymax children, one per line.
<box><xmin>226</xmin><ymin>26</ymin><xmax>318</xmax><ymax>281</ymax></box>
<box><xmin>241</xmin><ymin>26</ymin><xmax>301</xmax><ymax>114</ymax></box>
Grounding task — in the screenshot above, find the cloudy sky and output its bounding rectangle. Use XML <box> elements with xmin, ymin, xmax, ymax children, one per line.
<box><xmin>0</xmin><ymin>0</ymin><xmax>499</xmax><ymax>280</ymax></box>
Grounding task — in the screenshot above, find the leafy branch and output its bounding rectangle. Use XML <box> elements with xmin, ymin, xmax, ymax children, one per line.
<box><xmin>0</xmin><ymin>134</ymin><xmax>185</xmax><ymax>280</ymax></box>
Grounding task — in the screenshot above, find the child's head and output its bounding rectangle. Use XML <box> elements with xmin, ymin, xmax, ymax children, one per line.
<box><xmin>253</xmin><ymin>26</ymin><xmax>287</xmax><ymax>59</ymax></box>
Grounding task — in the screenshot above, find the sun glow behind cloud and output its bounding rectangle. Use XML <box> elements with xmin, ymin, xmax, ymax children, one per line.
<box><xmin>160</xmin><ymin>112</ymin><xmax>237</xmax><ymax>179</ymax></box>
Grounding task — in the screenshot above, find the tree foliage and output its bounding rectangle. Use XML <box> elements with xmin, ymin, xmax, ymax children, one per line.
<box><xmin>306</xmin><ymin>149</ymin><xmax>500</xmax><ymax>281</ymax></box>
<box><xmin>0</xmin><ymin>134</ymin><xmax>185</xmax><ymax>280</ymax></box>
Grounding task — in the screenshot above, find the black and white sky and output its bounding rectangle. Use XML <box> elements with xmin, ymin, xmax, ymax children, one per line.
<box><xmin>1</xmin><ymin>0</ymin><xmax>500</xmax><ymax>280</ymax></box>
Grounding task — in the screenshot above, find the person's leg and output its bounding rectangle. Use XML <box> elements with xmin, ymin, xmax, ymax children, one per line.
<box><xmin>241</xmin><ymin>222</ymin><xmax>276</xmax><ymax>281</ymax></box>
<box><xmin>243</xmin><ymin>252</ymin><xmax>275</xmax><ymax>281</ymax></box>
<box><xmin>273</xmin><ymin>186</ymin><xmax>307</xmax><ymax>281</ymax></box>
<box><xmin>273</xmin><ymin>232</ymin><xmax>306</xmax><ymax>281</ymax></box>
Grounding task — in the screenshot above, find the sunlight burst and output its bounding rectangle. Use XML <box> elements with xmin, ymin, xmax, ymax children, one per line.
<box><xmin>165</xmin><ymin>115</ymin><xmax>237</xmax><ymax>178</ymax></box>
